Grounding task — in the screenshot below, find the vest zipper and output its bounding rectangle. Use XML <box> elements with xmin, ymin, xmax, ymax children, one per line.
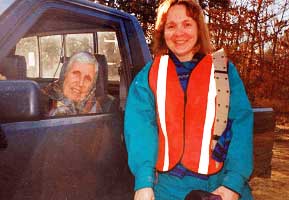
<box><xmin>180</xmin><ymin>76</ymin><xmax>190</xmax><ymax>163</ymax></box>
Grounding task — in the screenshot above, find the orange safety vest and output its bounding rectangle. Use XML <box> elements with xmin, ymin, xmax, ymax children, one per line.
<box><xmin>149</xmin><ymin>54</ymin><xmax>223</xmax><ymax>175</ymax></box>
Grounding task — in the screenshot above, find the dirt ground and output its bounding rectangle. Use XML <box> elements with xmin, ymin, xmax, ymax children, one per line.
<box><xmin>250</xmin><ymin>125</ymin><xmax>289</xmax><ymax>200</ymax></box>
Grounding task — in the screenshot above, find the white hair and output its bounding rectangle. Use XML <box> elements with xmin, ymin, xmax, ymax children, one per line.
<box><xmin>66</xmin><ymin>51</ymin><xmax>98</xmax><ymax>74</ymax></box>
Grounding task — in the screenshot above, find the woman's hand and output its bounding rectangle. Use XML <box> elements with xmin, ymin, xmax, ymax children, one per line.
<box><xmin>134</xmin><ymin>187</ymin><xmax>155</xmax><ymax>200</ymax></box>
<box><xmin>212</xmin><ymin>186</ymin><xmax>239</xmax><ymax>200</ymax></box>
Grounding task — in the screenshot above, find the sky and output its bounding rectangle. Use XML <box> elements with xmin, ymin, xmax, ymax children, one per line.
<box><xmin>0</xmin><ymin>0</ymin><xmax>16</xmax><ymax>15</ymax></box>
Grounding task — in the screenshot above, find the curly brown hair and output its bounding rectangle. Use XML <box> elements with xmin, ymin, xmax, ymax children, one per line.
<box><xmin>152</xmin><ymin>0</ymin><xmax>212</xmax><ymax>56</ymax></box>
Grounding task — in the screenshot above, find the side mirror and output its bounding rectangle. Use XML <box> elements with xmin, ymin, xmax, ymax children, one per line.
<box><xmin>0</xmin><ymin>80</ymin><xmax>41</xmax><ymax>123</ymax></box>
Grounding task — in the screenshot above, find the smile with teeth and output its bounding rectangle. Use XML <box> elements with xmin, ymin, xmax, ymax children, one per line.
<box><xmin>174</xmin><ymin>40</ymin><xmax>187</xmax><ymax>44</ymax></box>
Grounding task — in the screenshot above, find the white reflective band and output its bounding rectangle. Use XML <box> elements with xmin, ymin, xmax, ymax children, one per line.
<box><xmin>198</xmin><ymin>63</ymin><xmax>217</xmax><ymax>174</ymax></box>
<box><xmin>157</xmin><ymin>55</ymin><xmax>170</xmax><ymax>171</ymax></box>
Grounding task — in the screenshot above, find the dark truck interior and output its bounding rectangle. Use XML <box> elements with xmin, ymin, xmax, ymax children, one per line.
<box><xmin>0</xmin><ymin>54</ymin><xmax>27</xmax><ymax>80</ymax></box>
<box><xmin>0</xmin><ymin>53</ymin><xmax>118</xmax><ymax>119</ymax></box>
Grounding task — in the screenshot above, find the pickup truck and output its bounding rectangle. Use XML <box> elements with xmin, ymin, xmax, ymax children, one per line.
<box><xmin>0</xmin><ymin>0</ymin><xmax>276</xmax><ymax>200</ymax></box>
<box><xmin>0</xmin><ymin>0</ymin><xmax>151</xmax><ymax>199</ymax></box>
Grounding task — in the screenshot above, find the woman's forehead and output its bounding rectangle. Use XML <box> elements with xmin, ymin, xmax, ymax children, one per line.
<box><xmin>166</xmin><ymin>4</ymin><xmax>194</xmax><ymax>22</ymax></box>
<box><xmin>68</xmin><ymin>62</ymin><xmax>96</xmax><ymax>75</ymax></box>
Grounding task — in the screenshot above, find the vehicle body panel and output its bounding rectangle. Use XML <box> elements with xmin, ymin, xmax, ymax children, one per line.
<box><xmin>0</xmin><ymin>114</ymin><xmax>133</xmax><ymax>200</ymax></box>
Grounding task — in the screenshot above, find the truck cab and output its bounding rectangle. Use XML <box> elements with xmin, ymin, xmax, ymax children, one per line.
<box><xmin>0</xmin><ymin>0</ymin><xmax>152</xmax><ymax>199</ymax></box>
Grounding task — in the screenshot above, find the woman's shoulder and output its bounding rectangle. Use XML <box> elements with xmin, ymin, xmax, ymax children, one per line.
<box><xmin>132</xmin><ymin>61</ymin><xmax>153</xmax><ymax>85</ymax></box>
<box><xmin>227</xmin><ymin>60</ymin><xmax>240</xmax><ymax>77</ymax></box>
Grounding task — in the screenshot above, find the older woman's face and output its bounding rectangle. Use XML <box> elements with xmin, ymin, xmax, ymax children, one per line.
<box><xmin>164</xmin><ymin>4</ymin><xmax>198</xmax><ymax>62</ymax></box>
<box><xmin>63</xmin><ymin>62</ymin><xmax>96</xmax><ymax>103</ymax></box>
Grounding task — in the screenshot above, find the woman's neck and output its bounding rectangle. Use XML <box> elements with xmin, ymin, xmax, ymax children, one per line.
<box><xmin>176</xmin><ymin>54</ymin><xmax>194</xmax><ymax>62</ymax></box>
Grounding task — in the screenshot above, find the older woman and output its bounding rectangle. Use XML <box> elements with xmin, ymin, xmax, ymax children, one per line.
<box><xmin>124</xmin><ymin>1</ymin><xmax>253</xmax><ymax>200</ymax></box>
<box><xmin>42</xmin><ymin>51</ymin><xmax>102</xmax><ymax>116</ymax></box>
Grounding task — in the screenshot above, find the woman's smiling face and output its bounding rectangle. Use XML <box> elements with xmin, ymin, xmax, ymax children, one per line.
<box><xmin>63</xmin><ymin>62</ymin><xmax>96</xmax><ymax>103</ymax></box>
<box><xmin>164</xmin><ymin>4</ymin><xmax>198</xmax><ymax>62</ymax></box>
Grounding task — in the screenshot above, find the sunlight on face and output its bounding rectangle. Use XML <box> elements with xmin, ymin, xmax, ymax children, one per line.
<box><xmin>63</xmin><ymin>62</ymin><xmax>96</xmax><ymax>103</ymax></box>
<box><xmin>164</xmin><ymin>4</ymin><xmax>198</xmax><ymax>62</ymax></box>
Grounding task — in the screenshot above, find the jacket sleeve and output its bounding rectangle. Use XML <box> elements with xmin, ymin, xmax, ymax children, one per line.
<box><xmin>124</xmin><ymin>62</ymin><xmax>158</xmax><ymax>191</ymax></box>
<box><xmin>221</xmin><ymin>62</ymin><xmax>254</xmax><ymax>194</ymax></box>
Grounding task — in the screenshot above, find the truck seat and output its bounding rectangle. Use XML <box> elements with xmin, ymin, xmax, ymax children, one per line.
<box><xmin>95</xmin><ymin>54</ymin><xmax>119</xmax><ymax>113</ymax></box>
<box><xmin>0</xmin><ymin>55</ymin><xmax>27</xmax><ymax>80</ymax></box>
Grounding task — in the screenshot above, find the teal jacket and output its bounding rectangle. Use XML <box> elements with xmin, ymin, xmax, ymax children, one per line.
<box><xmin>124</xmin><ymin>60</ymin><xmax>253</xmax><ymax>194</ymax></box>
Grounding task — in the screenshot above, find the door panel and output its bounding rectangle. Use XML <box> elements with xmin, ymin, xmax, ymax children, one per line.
<box><xmin>0</xmin><ymin>114</ymin><xmax>133</xmax><ymax>200</ymax></box>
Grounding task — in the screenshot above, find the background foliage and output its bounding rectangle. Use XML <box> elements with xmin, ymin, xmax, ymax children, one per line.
<box><xmin>92</xmin><ymin>0</ymin><xmax>289</xmax><ymax>114</ymax></box>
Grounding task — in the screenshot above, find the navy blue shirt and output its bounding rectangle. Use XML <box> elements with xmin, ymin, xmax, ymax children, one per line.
<box><xmin>169</xmin><ymin>52</ymin><xmax>205</xmax><ymax>91</ymax></box>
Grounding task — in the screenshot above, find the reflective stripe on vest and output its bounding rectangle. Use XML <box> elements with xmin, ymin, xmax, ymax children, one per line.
<box><xmin>149</xmin><ymin>54</ymin><xmax>223</xmax><ymax>175</ymax></box>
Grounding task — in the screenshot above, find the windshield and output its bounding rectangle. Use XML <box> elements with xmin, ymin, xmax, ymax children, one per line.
<box><xmin>0</xmin><ymin>0</ymin><xmax>17</xmax><ymax>15</ymax></box>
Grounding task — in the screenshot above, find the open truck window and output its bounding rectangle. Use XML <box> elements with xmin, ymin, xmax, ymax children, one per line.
<box><xmin>15</xmin><ymin>32</ymin><xmax>121</xmax><ymax>82</ymax></box>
